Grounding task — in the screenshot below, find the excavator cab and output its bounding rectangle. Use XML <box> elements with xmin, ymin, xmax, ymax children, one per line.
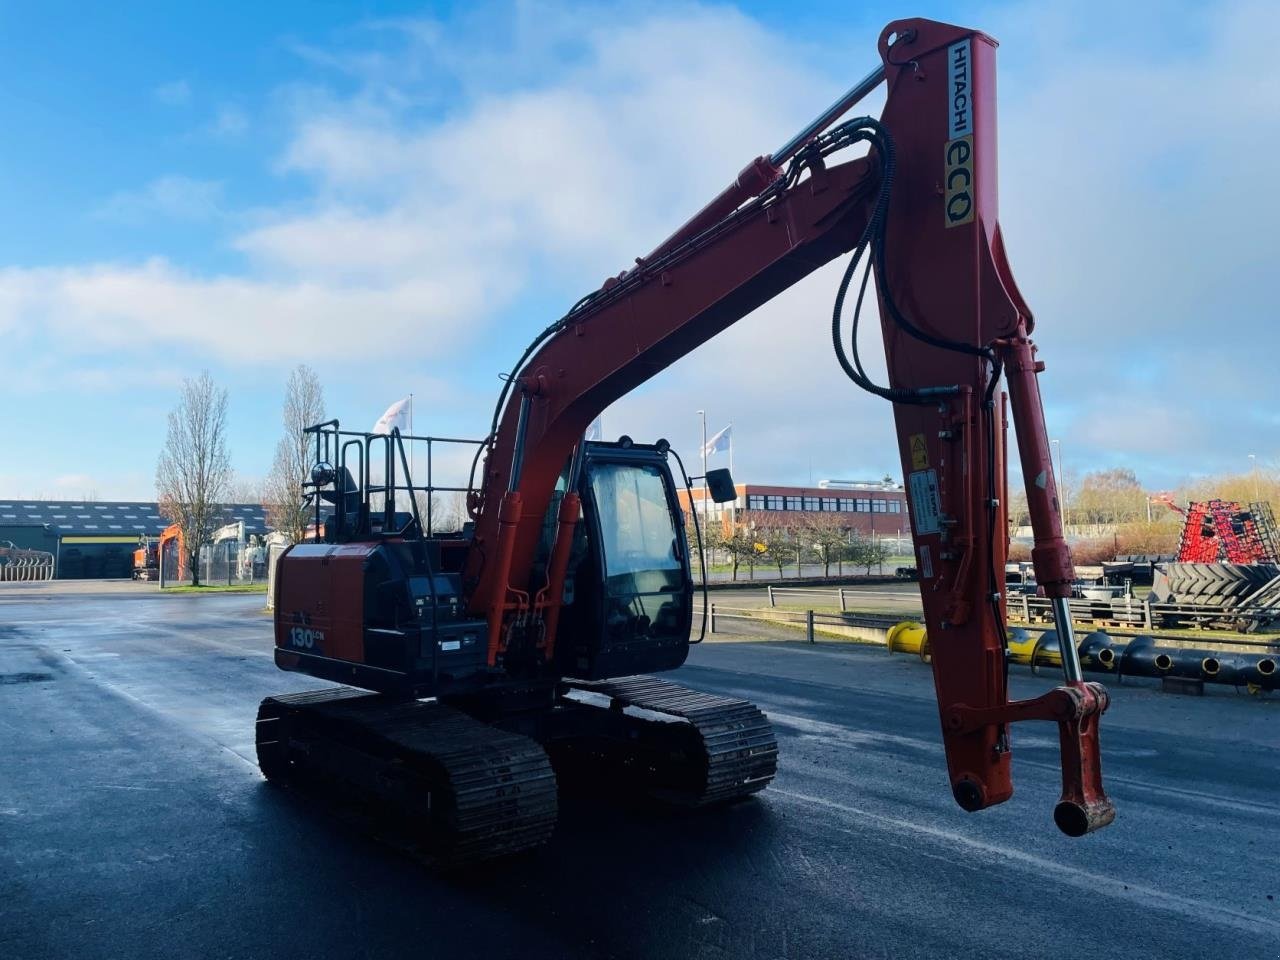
<box><xmin>554</xmin><ymin>439</ymin><xmax>695</xmax><ymax>680</ymax></box>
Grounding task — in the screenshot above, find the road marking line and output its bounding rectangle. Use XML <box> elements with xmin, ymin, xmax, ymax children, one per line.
<box><xmin>769</xmin><ymin>712</ymin><xmax>1280</xmax><ymax>819</ymax></box>
<box><xmin>770</xmin><ymin>788</ymin><xmax>1280</xmax><ymax>935</ymax></box>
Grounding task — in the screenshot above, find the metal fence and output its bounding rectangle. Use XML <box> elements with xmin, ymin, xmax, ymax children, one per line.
<box><xmin>699</xmin><ymin>599</ymin><xmax>1280</xmax><ymax>664</ymax></box>
<box><xmin>265</xmin><ymin>543</ymin><xmax>286</xmax><ymax>610</ymax></box>
<box><xmin>764</xmin><ymin>585</ymin><xmax>920</xmax><ymax>611</ymax></box>
<box><xmin>762</xmin><ymin>584</ymin><xmax>1280</xmax><ymax>635</ymax></box>
<box><xmin>195</xmin><ymin>540</ymin><xmax>271</xmax><ymax>586</ymax></box>
<box><xmin>698</xmin><ymin>602</ymin><xmax>900</xmax><ymax>643</ymax></box>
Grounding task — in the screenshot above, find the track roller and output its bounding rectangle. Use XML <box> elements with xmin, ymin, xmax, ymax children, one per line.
<box><xmin>555</xmin><ymin>675</ymin><xmax>778</xmax><ymax>807</ymax></box>
<box><xmin>256</xmin><ymin>687</ymin><xmax>557</xmax><ymax>865</ymax></box>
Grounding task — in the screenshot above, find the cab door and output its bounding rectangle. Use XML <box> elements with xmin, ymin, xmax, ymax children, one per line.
<box><xmin>559</xmin><ymin>442</ymin><xmax>693</xmax><ymax>679</ymax></box>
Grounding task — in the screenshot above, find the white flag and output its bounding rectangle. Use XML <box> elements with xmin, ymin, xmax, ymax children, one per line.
<box><xmin>585</xmin><ymin>416</ymin><xmax>604</xmax><ymax>441</ymax></box>
<box><xmin>702</xmin><ymin>424</ymin><xmax>731</xmax><ymax>458</ymax></box>
<box><xmin>373</xmin><ymin>396</ymin><xmax>411</xmax><ymax>435</ymax></box>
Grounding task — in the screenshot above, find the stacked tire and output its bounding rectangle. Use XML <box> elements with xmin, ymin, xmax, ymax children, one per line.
<box><xmin>1156</xmin><ymin>562</ymin><xmax>1279</xmax><ymax>608</ymax></box>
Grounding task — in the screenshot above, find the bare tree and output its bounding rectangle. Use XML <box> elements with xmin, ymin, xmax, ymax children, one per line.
<box><xmin>1071</xmin><ymin>467</ymin><xmax>1146</xmax><ymax>525</ymax></box>
<box><xmin>156</xmin><ymin>372</ymin><xmax>233</xmax><ymax>586</ymax></box>
<box><xmin>1006</xmin><ymin>489</ymin><xmax>1031</xmax><ymax>530</ymax></box>
<box><xmin>229</xmin><ymin>476</ymin><xmax>264</xmax><ymax>504</ymax></box>
<box><xmin>845</xmin><ymin>531</ymin><xmax>890</xmax><ymax>575</ymax></box>
<box><xmin>263</xmin><ymin>365</ymin><xmax>325</xmax><ymax>543</ymax></box>
<box><xmin>758</xmin><ymin>527</ymin><xmax>796</xmax><ymax>580</ymax></box>
<box><xmin>431</xmin><ymin>491</ymin><xmax>469</xmax><ymax>532</ymax></box>
<box><xmin>411</xmin><ymin>490</ymin><xmax>468</xmax><ymax>533</ymax></box>
<box><xmin>710</xmin><ymin>524</ymin><xmax>758</xmax><ymax>582</ymax></box>
<box><xmin>801</xmin><ymin>511</ymin><xmax>850</xmax><ymax>578</ymax></box>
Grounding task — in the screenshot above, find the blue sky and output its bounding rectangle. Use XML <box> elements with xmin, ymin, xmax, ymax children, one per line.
<box><xmin>1</xmin><ymin>0</ymin><xmax>1276</xmax><ymax>499</ymax></box>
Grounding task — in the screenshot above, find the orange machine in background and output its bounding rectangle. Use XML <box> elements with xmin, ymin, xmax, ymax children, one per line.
<box><xmin>132</xmin><ymin>524</ymin><xmax>185</xmax><ymax>581</ymax></box>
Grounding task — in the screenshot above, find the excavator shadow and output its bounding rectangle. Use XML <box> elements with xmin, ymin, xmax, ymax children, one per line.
<box><xmin>254</xmin><ymin>765</ymin><xmax>783</xmax><ymax>882</ymax></box>
<box><xmin>247</xmin><ymin>776</ymin><xmax>786</xmax><ymax>957</ymax></box>
<box><xmin>447</xmin><ymin>785</ymin><xmax>786</xmax><ymax>924</ymax></box>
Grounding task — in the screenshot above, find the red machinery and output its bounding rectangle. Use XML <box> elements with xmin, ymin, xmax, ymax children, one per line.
<box><xmin>1154</xmin><ymin>495</ymin><xmax>1280</xmax><ymax>564</ymax></box>
<box><xmin>261</xmin><ymin>17</ymin><xmax>1113</xmax><ymax>862</ymax></box>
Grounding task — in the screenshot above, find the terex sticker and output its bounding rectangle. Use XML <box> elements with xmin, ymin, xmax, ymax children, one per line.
<box><xmin>908</xmin><ymin>469</ymin><xmax>942</xmax><ymax>536</ymax></box>
<box><xmin>918</xmin><ymin>545</ymin><xmax>934</xmax><ymax>581</ymax></box>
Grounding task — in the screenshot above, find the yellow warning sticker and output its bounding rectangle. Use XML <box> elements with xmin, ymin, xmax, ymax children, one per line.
<box><xmin>909</xmin><ymin>433</ymin><xmax>929</xmax><ymax>470</ymax></box>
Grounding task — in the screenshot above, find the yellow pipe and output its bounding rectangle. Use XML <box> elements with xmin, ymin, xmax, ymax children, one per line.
<box><xmin>887</xmin><ymin>621</ymin><xmax>930</xmax><ymax>662</ymax></box>
<box><xmin>1006</xmin><ymin>632</ymin><xmax>1061</xmax><ymax>668</ymax></box>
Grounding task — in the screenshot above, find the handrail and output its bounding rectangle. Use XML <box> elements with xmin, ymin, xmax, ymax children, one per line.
<box><xmin>301</xmin><ymin>420</ymin><xmax>486</xmax><ymax>540</ymax></box>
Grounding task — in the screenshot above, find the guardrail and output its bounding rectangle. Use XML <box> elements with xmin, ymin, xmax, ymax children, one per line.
<box><xmin>761</xmin><ymin>584</ymin><xmax>1280</xmax><ymax>634</ymax></box>
<box><xmin>698</xmin><ymin>603</ymin><xmax>900</xmax><ymax>642</ymax></box>
<box><xmin>765</xmin><ymin>585</ymin><xmax>920</xmax><ymax>611</ymax></box>
<box><xmin>697</xmin><ymin>603</ymin><xmax>1280</xmax><ymax>693</ymax></box>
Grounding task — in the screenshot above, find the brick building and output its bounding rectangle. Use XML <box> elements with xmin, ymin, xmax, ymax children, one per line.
<box><xmin>678</xmin><ymin>479</ymin><xmax>909</xmax><ymax>537</ymax></box>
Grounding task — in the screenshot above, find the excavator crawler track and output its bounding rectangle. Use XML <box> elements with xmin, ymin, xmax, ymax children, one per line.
<box><xmin>256</xmin><ymin>687</ymin><xmax>557</xmax><ymax>865</ymax></box>
<box><xmin>557</xmin><ymin>675</ymin><xmax>778</xmax><ymax>806</ymax></box>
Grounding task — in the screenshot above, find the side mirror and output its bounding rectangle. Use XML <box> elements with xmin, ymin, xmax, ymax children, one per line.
<box><xmin>706</xmin><ymin>468</ymin><xmax>737</xmax><ymax>503</ymax></box>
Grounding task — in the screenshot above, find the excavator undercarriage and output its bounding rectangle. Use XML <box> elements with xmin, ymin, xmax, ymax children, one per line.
<box><xmin>256</xmin><ymin>676</ymin><xmax>778</xmax><ymax>864</ymax></box>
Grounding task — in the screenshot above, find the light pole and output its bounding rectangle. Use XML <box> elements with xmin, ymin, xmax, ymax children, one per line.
<box><xmin>698</xmin><ymin>410</ymin><xmax>708</xmax><ymax>581</ymax></box>
<box><xmin>1249</xmin><ymin>453</ymin><xmax>1259</xmax><ymax>502</ymax></box>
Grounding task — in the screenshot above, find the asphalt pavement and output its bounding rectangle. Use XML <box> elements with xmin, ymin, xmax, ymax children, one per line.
<box><xmin>1</xmin><ymin>586</ymin><xmax>1277</xmax><ymax>959</ymax></box>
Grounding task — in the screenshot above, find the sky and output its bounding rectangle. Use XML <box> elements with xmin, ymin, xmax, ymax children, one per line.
<box><xmin>1</xmin><ymin>0</ymin><xmax>1276</xmax><ymax>500</ymax></box>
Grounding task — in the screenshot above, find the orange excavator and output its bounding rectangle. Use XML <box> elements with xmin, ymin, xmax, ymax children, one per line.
<box><xmin>132</xmin><ymin>524</ymin><xmax>185</xmax><ymax>581</ymax></box>
<box><xmin>259</xmin><ymin>17</ymin><xmax>1113</xmax><ymax>863</ymax></box>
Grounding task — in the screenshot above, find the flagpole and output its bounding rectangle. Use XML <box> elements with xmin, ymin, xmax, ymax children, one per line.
<box><xmin>728</xmin><ymin>422</ymin><xmax>735</xmax><ymax>527</ymax></box>
<box><xmin>698</xmin><ymin>410</ymin><xmax>708</xmax><ymax>583</ymax></box>
<box><xmin>699</xmin><ymin>410</ymin><xmax>708</xmax><ymax>520</ymax></box>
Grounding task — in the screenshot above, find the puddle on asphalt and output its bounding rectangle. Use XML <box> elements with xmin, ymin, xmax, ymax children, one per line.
<box><xmin>0</xmin><ymin>672</ymin><xmax>54</xmax><ymax>684</ymax></box>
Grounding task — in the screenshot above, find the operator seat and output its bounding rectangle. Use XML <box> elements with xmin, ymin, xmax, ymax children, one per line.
<box><xmin>319</xmin><ymin>466</ymin><xmax>362</xmax><ymax>539</ymax></box>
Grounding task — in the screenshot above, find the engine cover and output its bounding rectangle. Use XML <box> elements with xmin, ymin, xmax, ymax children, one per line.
<box><xmin>273</xmin><ymin>540</ymin><xmax>488</xmax><ymax>696</ymax></box>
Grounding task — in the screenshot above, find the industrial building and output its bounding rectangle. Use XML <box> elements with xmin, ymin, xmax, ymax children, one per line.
<box><xmin>679</xmin><ymin>479</ymin><xmax>909</xmax><ymax>537</ymax></box>
<box><xmin>0</xmin><ymin>501</ymin><xmax>270</xmax><ymax>579</ymax></box>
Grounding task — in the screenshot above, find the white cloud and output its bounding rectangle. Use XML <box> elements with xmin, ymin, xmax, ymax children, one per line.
<box><xmin>153</xmin><ymin>79</ymin><xmax>191</xmax><ymax>106</ymax></box>
<box><xmin>209</xmin><ymin>105</ymin><xmax>249</xmax><ymax>137</ymax></box>
<box><xmin>0</xmin><ymin>258</ymin><xmax>497</xmax><ymax>362</ymax></box>
<box><xmin>95</xmin><ymin>175</ymin><xmax>225</xmax><ymax>223</ymax></box>
<box><xmin>3</xmin><ymin>1</ymin><xmax>1278</xmax><ymax>490</ymax></box>
<box><xmin>1</xmin><ymin>3</ymin><xmax>835</xmax><ymax>367</ymax></box>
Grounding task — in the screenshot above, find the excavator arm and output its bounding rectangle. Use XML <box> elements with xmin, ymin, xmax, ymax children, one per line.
<box><xmin>464</xmin><ymin>17</ymin><xmax>1114</xmax><ymax>835</ymax></box>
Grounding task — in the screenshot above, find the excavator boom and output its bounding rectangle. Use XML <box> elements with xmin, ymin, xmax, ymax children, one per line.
<box><xmin>465</xmin><ymin>17</ymin><xmax>1113</xmax><ymax>834</ymax></box>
